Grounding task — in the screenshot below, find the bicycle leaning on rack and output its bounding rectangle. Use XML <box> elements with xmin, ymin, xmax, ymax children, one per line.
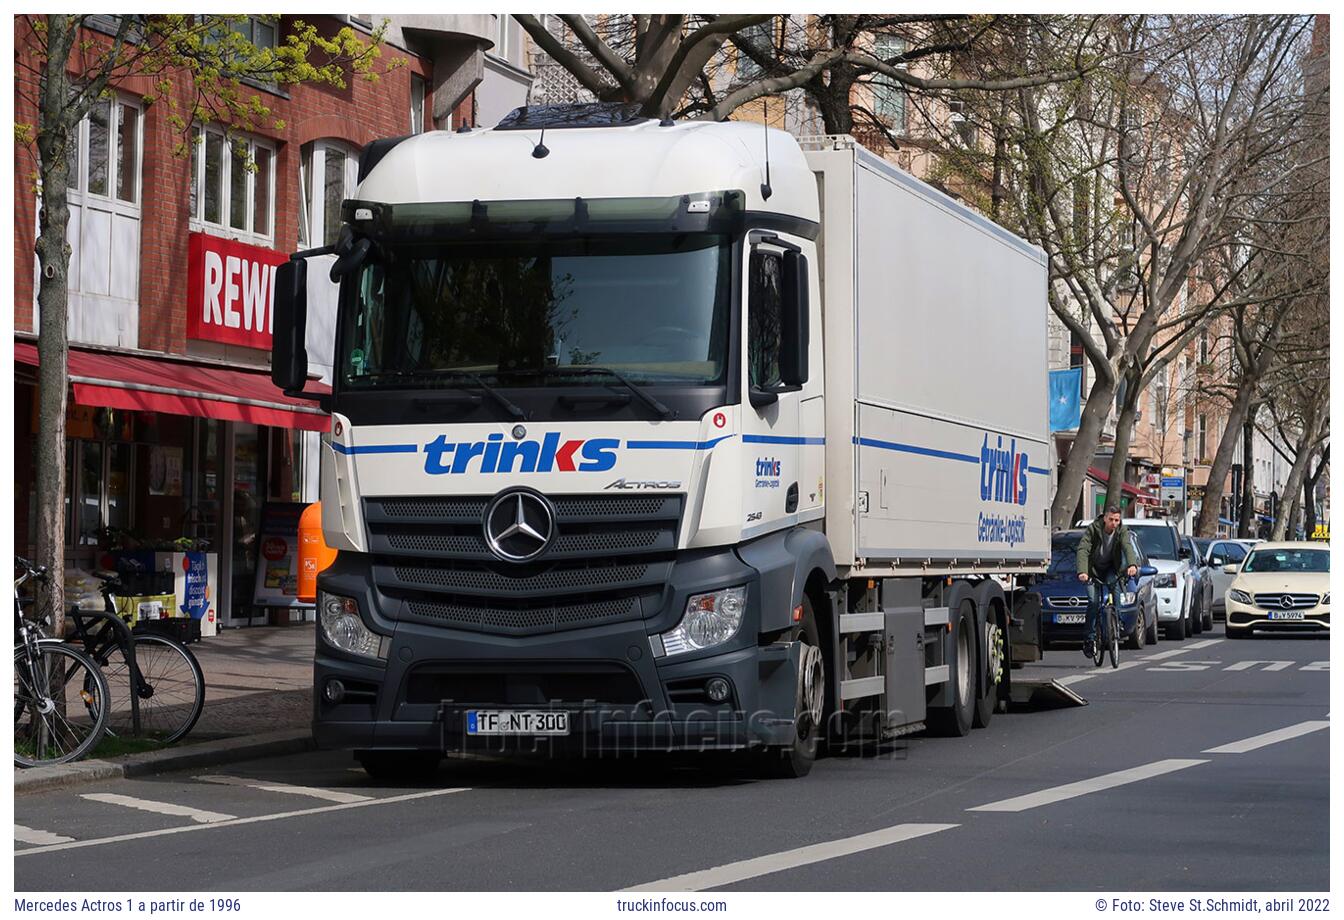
<box><xmin>64</xmin><ymin>570</ymin><xmax>207</xmax><ymax>745</ymax></box>
<box><xmin>13</xmin><ymin>556</ymin><xmax>109</xmax><ymax>767</ymax></box>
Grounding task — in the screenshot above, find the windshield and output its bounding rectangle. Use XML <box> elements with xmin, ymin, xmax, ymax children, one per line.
<box><xmin>1242</xmin><ymin>548</ymin><xmax>1330</xmax><ymax>574</ymax></box>
<box><xmin>340</xmin><ymin>235</ymin><xmax>732</xmax><ymax>390</ymax></box>
<box><xmin>1048</xmin><ymin>534</ymin><xmax>1082</xmax><ymax>575</ymax></box>
<box><xmin>1130</xmin><ymin>524</ymin><xmax>1178</xmax><ymax>561</ymax></box>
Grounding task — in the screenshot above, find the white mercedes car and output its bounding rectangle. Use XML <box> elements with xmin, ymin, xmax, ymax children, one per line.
<box><xmin>1224</xmin><ymin>541</ymin><xmax>1330</xmax><ymax>638</ymax></box>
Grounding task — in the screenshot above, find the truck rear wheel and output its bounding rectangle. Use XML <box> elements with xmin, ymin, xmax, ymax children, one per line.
<box><xmin>928</xmin><ymin>601</ymin><xmax>975</xmax><ymax>737</ymax></box>
<box><xmin>759</xmin><ymin>596</ymin><xmax>824</xmax><ymax>779</ymax></box>
<box><xmin>973</xmin><ymin>611</ymin><xmax>1003</xmax><ymax>729</ymax></box>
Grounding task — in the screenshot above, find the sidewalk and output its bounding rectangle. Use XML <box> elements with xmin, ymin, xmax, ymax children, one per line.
<box><xmin>16</xmin><ymin>624</ymin><xmax>319</xmax><ymax>793</ymax></box>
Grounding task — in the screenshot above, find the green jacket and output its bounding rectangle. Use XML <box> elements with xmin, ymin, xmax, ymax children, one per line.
<box><xmin>1075</xmin><ymin>517</ymin><xmax>1142</xmax><ymax>578</ymax></box>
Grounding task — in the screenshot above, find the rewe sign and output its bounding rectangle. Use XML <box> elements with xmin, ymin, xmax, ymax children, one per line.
<box><xmin>186</xmin><ymin>233</ymin><xmax>289</xmax><ymax>349</ymax></box>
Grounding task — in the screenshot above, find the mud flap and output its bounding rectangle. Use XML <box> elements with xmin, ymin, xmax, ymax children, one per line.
<box><xmin>1010</xmin><ymin>590</ymin><xmax>1043</xmax><ymax>664</ymax></box>
<box><xmin>757</xmin><ymin>640</ymin><xmax>803</xmax><ymax>746</ymax></box>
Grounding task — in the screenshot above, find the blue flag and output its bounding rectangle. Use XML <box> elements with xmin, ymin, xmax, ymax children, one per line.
<box><xmin>1049</xmin><ymin>368</ymin><xmax>1083</xmax><ymax>432</ymax></box>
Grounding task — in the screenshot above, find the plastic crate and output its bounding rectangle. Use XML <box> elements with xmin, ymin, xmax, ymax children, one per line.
<box><xmin>134</xmin><ymin>617</ymin><xmax>202</xmax><ymax>645</ymax></box>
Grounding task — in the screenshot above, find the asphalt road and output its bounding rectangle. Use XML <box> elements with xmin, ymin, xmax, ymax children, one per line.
<box><xmin>14</xmin><ymin>625</ymin><xmax>1329</xmax><ymax>892</ymax></box>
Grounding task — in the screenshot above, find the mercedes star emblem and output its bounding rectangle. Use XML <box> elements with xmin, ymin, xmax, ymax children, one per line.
<box><xmin>1280</xmin><ymin>594</ymin><xmax>1295</xmax><ymax>610</ymax></box>
<box><xmin>483</xmin><ymin>489</ymin><xmax>555</xmax><ymax>562</ymax></box>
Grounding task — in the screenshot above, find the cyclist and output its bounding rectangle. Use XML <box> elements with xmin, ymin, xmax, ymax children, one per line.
<box><xmin>1075</xmin><ymin>505</ymin><xmax>1140</xmax><ymax>659</ymax></box>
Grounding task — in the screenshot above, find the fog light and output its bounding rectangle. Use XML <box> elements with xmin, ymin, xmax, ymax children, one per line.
<box><xmin>324</xmin><ymin>679</ymin><xmax>346</xmax><ymax>703</ymax></box>
<box><xmin>706</xmin><ymin>677</ymin><xmax>731</xmax><ymax>703</ymax></box>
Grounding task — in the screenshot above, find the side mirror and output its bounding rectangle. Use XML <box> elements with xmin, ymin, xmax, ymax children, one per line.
<box><xmin>271</xmin><ymin>259</ymin><xmax>309</xmax><ymax>393</ymax></box>
<box><xmin>779</xmin><ymin>251</ymin><xmax>808</xmax><ymax>387</ymax></box>
<box><xmin>1139</xmin><ymin>565</ymin><xmax>1158</xmax><ymax>577</ymax></box>
<box><xmin>1223</xmin><ymin>564</ymin><xmax>1239</xmax><ymax>575</ymax></box>
<box><xmin>1178</xmin><ymin>546</ymin><xmax>1191</xmax><ymax>560</ymax></box>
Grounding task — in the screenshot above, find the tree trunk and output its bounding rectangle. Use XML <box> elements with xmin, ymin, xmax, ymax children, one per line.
<box><xmin>1104</xmin><ymin>367</ymin><xmax>1140</xmax><ymax>511</ymax></box>
<box><xmin>1271</xmin><ymin>430</ymin><xmax>1317</xmax><ymax>541</ymax></box>
<box><xmin>1237</xmin><ymin>409</ymin><xmax>1257</xmax><ymax>538</ymax></box>
<box><xmin>34</xmin><ymin>15</ymin><xmax>79</xmax><ymax>636</ymax></box>
<box><xmin>1051</xmin><ymin>371</ymin><xmax>1118</xmax><ymax>527</ymax></box>
<box><xmin>1194</xmin><ymin>383</ymin><xmax>1255</xmax><ymax>538</ymax></box>
<box><xmin>1302</xmin><ymin>446</ymin><xmax>1327</xmax><ymax>537</ymax></box>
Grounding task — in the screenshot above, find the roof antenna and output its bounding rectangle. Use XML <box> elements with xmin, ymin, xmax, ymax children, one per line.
<box><xmin>532</xmin><ymin>128</ymin><xmax>549</xmax><ymax>159</ymax></box>
<box><xmin>760</xmin><ymin>100</ymin><xmax>773</xmax><ymax>201</ymax></box>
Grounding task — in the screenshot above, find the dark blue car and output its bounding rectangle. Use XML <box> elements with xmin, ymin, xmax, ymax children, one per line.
<box><xmin>1034</xmin><ymin>530</ymin><xmax>1160</xmax><ymax>649</ymax></box>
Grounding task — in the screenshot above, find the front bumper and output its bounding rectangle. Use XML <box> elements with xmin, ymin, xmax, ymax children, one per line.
<box><xmin>1154</xmin><ymin>586</ymin><xmax>1184</xmax><ymax>622</ymax></box>
<box><xmin>311</xmin><ymin>549</ymin><xmax>803</xmax><ymax>756</ymax></box>
<box><xmin>1225</xmin><ymin>599</ymin><xmax>1330</xmax><ymax>633</ymax></box>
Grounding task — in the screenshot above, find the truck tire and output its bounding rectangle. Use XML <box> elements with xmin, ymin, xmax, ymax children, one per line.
<box><xmin>759</xmin><ymin>595</ymin><xmax>824</xmax><ymax>779</ymax></box>
<box><xmin>973</xmin><ymin>608</ymin><xmax>1003</xmax><ymax>728</ymax></box>
<box><xmin>928</xmin><ymin>600</ymin><xmax>975</xmax><ymax>738</ymax></box>
<box><xmin>357</xmin><ymin>750</ymin><xmax>442</xmax><ymax>782</ymax></box>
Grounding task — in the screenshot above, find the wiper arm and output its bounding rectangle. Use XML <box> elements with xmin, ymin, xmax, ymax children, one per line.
<box><xmin>353</xmin><ymin>369</ymin><xmax>526</xmax><ymax>420</ymax></box>
<box><xmin>537</xmin><ymin>366</ymin><xmax>676</xmax><ymax>420</ymax></box>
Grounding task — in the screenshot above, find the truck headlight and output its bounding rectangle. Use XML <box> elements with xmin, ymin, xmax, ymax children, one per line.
<box><xmin>657</xmin><ymin>586</ymin><xmax>747</xmax><ymax>657</ymax></box>
<box><xmin>319</xmin><ymin>591</ymin><xmax>388</xmax><ymax>660</ymax></box>
<box><xmin>1228</xmin><ymin>588</ymin><xmax>1253</xmax><ymax>606</ymax></box>
<box><xmin>1154</xmin><ymin>574</ymin><xmax>1176</xmax><ymax>589</ymax></box>
<box><xmin>1120</xmin><ymin>592</ymin><xmax>1137</xmax><ymax>606</ymax></box>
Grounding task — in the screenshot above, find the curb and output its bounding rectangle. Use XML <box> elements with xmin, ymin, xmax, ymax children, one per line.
<box><xmin>14</xmin><ymin>729</ymin><xmax>316</xmax><ymax>795</ymax></box>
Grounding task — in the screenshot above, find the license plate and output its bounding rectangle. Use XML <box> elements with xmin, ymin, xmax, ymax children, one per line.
<box><xmin>1267</xmin><ymin>611</ymin><xmax>1306</xmax><ymax>621</ymax></box>
<box><xmin>467</xmin><ymin>710</ymin><xmax>570</xmax><ymax>736</ymax></box>
<box><xmin>1054</xmin><ymin>613</ymin><xmax>1085</xmax><ymax>624</ymax></box>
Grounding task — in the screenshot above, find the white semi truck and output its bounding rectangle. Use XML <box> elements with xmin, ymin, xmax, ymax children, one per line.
<box><xmin>272</xmin><ymin>105</ymin><xmax>1051</xmax><ymax>779</ymax></box>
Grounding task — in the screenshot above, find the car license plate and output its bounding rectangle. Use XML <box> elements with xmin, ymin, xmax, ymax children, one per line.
<box><xmin>1055</xmin><ymin>613</ymin><xmax>1085</xmax><ymax>624</ymax></box>
<box><xmin>467</xmin><ymin>710</ymin><xmax>570</xmax><ymax>736</ymax></box>
<box><xmin>1267</xmin><ymin>611</ymin><xmax>1306</xmax><ymax>621</ymax></box>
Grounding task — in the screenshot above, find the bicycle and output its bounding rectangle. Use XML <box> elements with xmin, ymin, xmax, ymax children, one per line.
<box><xmin>64</xmin><ymin>570</ymin><xmax>206</xmax><ymax>745</ymax></box>
<box><xmin>13</xmin><ymin>557</ymin><xmax>109</xmax><ymax>767</ymax></box>
<box><xmin>1091</xmin><ymin>579</ymin><xmax>1121</xmax><ymax>670</ymax></box>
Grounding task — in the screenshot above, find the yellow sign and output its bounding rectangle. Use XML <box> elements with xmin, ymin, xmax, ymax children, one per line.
<box><xmin>1312</xmin><ymin>524</ymin><xmax>1329</xmax><ymax>540</ymax></box>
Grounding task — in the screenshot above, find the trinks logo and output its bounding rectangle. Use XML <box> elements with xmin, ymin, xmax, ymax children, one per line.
<box><xmin>423</xmin><ymin>433</ymin><xmax>618</xmax><ymax>475</ymax></box>
<box><xmin>979</xmin><ymin>434</ymin><xmax>1029</xmax><ymax>506</ymax></box>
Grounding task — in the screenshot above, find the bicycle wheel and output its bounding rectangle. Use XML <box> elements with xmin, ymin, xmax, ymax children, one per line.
<box><xmin>1107</xmin><ymin>607</ymin><xmax>1120</xmax><ymax>669</ymax></box>
<box><xmin>97</xmin><ymin>634</ymin><xmax>205</xmax><ymax>744</ymax></box>
<box><xmin>14</xmin><ymin>643</ymin><xmax>109</xmax><ymax>767</ymax></box>
<box><xmin>1092</xmin><ymin>610</ymin><xmax>1106</xmax><ymax>667</ymax></box>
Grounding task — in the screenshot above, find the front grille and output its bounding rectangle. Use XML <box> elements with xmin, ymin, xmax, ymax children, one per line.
<box><xmin>1045</xmin><ymin>596</ymin><xmax>1088</xmax><ymax>608</ymax></box>
<box><xmin>366</xmin><ymin>493</ymin><xmax>682</xmax><ymax>637</ymax></box>
<box><xmin>1253</xmin><ymin>592</ymin><xmax>1320</xmax><ymax>610</ymax></box>
<box><xmin>405</xmin><ymin>662</ymin><xmax>647</xmax><ymax>705</ymax></box>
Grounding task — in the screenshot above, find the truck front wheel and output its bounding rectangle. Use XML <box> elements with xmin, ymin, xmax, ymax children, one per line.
<box><xmin>759</xmin><ymin>595</ymin><xmax>824</xmax><ymax>779</ymax></box>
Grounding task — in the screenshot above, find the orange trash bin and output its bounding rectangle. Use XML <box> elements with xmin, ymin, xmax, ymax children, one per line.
<box><xmin>298</xmin><ymin>502</ymin><xmax>338</xmax><ymax>602</ymax></box>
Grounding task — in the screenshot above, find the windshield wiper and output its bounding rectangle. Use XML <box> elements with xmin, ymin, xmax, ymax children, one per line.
<box><xmin>531</xmin><ymin>366</ymin><xmax>676</xmax><ymax>420</ymax></box>
<box><xmin>354</xmin><ymin>369</ymin><xmax>526</xmax><ymax>421</ymax></box>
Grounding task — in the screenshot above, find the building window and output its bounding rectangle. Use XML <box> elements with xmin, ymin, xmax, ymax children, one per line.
<box><xmin>871</xmin><ymin>34</ymin><xmax>907</xmax><ymax>132</ymax></box>
<box><xmin>1199</xmin><ymin>330</ymin><xmax>1209</xmax><ymax>365</ymax></box>
<box><xmin>737</xmin><ymin>19</ymin><xmax>775</xmax><ymax>83</ymax></box>
<box><xmin>1197</xmin><ymin>413</ymin><xmax>1207</xmax><ymax>462</ymax></box>
<box><xmin>299</xmin><ymin>139</ymin><xmax>359</xmax><ymax>248</ymax></box>
<box><xmin>189</xmin><ymin>127</ymin><xmax>276</xmax><ymax>242</ymax></box>
<box><xmin>492</xmin><ymin>13</ymin><xmax>510</xmax><ymax>61</ymax></box>
<box><xmin>411</xmin><ymin>74</ymin><xmax>426</xmax><ymax>135</ymax></box>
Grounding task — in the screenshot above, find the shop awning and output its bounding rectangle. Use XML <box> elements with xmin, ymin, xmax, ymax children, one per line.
<box><xmin>1087</xmin><ymin>465</ymin><xmax>1162</xmax><ymax>506</ymax></box>
<box><xmin>16</xmin><ymin>342</ymin><xmax>330</xmax><ymax>432</ymax></box>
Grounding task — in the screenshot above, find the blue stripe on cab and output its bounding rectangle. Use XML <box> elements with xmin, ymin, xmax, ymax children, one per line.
<box><xmin>331</xmin><ymin>442</ymin><xmax>418</xmax><ymax>455</ymax></box>
<box><xmin>626</xmin><ymin>435</ymin><xmax>735</xmax><ymax>451</ymax></box>
<box><xmin>742</xmin><ymin>435</ymin><xmax>826</xmax><ymax>445</ymax></box>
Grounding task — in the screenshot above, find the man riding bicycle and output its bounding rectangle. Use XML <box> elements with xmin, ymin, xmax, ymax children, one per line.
<box><xmin>1075</xmin><ymin>505</ymin><xmax>1140</xmax><ymax>659</ymax></box>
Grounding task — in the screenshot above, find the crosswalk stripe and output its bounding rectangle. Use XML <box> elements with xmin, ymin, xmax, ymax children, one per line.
<box><xmin>1202</xmin><ymin>720</ymin><xmax>1330</xmax><ymax>754</ymax></box>
<box><xmin>1186</xmin><ymin>638</ymin><xmax>1223</xmax><ymax>650</ymax></box>
<box><xmin>16</xmin><ymin>825</ymin><xmax>75</xmax><ymax>845</ymax></box>
<box><xmin>967</xmin><ymin>759</ymin><xmax>1208</xmax><ymax>813</ymax></box>
<box><xmin>195</xmin><ymin>774</ymin><xmax>371</xmax><ymax>804</ymax></box>
<box><xmin>82</xmin><ymin>793</ymin><xmax>235</xmax><ymax>824</ymax></box>
<box><xmin>624</xmin><ymin>823</ymin><xmax>959</xmax><ymax>892</ymax></box>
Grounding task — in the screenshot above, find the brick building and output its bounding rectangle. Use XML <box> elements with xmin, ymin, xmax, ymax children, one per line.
<box><xmin>13</xmin><ymin>14</ymin><xmax>532</xmax><ymax>629</ymax></box>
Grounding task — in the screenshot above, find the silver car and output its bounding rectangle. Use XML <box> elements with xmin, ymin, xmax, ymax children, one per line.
<box><xmin>1202</xmin><ymin>538</ymin><xmax>1260</xmax><ymax>617</ymax></box>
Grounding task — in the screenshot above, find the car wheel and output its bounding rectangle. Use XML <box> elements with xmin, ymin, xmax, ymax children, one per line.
<box><xmin>1202</xmin><ymin>601</ymin><xmax>1213</xmax><ymax>631</ymax></box>
<box><xmin>1191</xmin><ymin>600</ymin><xmax>1204</xmax><ymax>635</ymax></box>
<box><xmin>1146</xmin><ymin>605</ymin><xmax>1160</xmax><ymax>644</ymax></box>
<box><xmin>1126</xmin><ymin>612</ymin><xmax>1145</xmax><ymax>650</ymax></box>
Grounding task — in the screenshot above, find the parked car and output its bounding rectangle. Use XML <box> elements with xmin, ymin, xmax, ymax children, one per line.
<box><xmin>1124</xmin><ymin>518</ymin><xmax>1195</xmax><ymax>640</ymax></box>
<box><xmin>1224</xmin><ymin>541</ymin><xmax>1330</xmax><ymax>638</ymax></box>
<box><xmin>1183</xmin><ymin>535</ymin><xmax>1215</xmax><ymax>633</ymax></box>
<box><xmin>1035</xmin><ymin>529</ymin><xmax>1159</xmax><ymax>649</ymax></box>
<box><xmin>1200</xmin><ymin>538</ymin><xmax>1259</xmax><ymax>618</ymax></box>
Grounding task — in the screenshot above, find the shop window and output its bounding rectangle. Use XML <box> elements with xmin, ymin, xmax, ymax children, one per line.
<box><xmin>298</xmin><ymin>139</ymin><xmax>359</xmax><ymax>248</ymax></box>
<box><xmin>189</xmin><ymin>126</ymin><xmax>276</xmax><ymax>242</ymax></box>
<box><xmin>48</xmin><ymin>94</ymin><xmax>142</xmax><ymax>347</ymax></box>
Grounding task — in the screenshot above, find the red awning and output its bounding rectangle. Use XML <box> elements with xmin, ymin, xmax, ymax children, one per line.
<box><xmin>16</xmin><ymin>342</ymin><xmax>330</xmax><ymax>432</ymax></box>
<box><xmin>1087</xmin><ymin>465</ymin><xmax>1161</xmax><ymax>505</ymax></box>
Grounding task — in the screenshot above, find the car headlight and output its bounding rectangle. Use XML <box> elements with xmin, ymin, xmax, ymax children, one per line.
<box><xmin>319</xmin><ymin>591</ymin><xmax>388</xmax><ymax>660</ymax></box>
<box><xmin>1229</xmin><ymin>588</ymin><xmax>1253</xmax><ymax>605</ymax></box>
<box><xmin>1120</xmin><ymin>592</ymin><xmax>1137</xmax><ymax>606</ymax></box>
<box><xmin>1322</xmin><ymin>593</ymin><xmax>1330</xmax><ymax>607</ymax></box>
<box><xmin>1154</xmin><ymin>574</ymin><xmax>1176</xmax><ymax>588</ymax></box>
<box><xmin>656</xmin><ymin>586</ymin><xmax>747</xmax><ymax>657</ymax></box>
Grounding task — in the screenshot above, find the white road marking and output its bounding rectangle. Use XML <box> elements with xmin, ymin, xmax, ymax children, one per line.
<box><xmin>196</xmin><ymin>774</ymin><xmax>372</xmax><ymax>804</ymax></box>
<box><xmin>82</xmin><ymin>793</ymin><xmax>235</xmax><ymax>824</ymax></box>
<box><xmin>15</xmin><ymin>825</ymin><xmax>75</xmax><ymax>845</ymax></box>
<box><xmin>1223</xmin><ymin>659</ymin><xmax>1294</xmax><ymax>672</ymax></box>
<box><xmin>967</xmin><ymin>759</ymin><xmax>1208</xmax><ymax>813</ymax></box>
<box><xmin>17</xmin><ymin>787</ymin><xmax>470</xmax><ymax>856</ymax></box>
<box><xmin>624</xmin><ymin>823</ymin><xmax>958</xmax><ymax>892</ymax></box>
<box><xmin>1186</xmin><ymin>638</ymin><xmax>1224</xmax><ymax>650</ymax></box>
<box><xmin>1202</xmin><ymin>720</ymin><xmax>1330</xmax><ymax>754</ymax></box>
<box><xmin>1057</xmin><ymin>638</ymin><xmax>1228</xmax><ymax>686</ymax></box>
